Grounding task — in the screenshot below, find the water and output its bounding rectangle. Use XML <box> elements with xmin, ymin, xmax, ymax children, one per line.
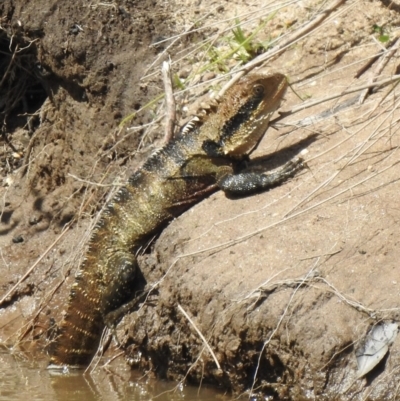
<box><xmin>0</xmin><ymin>349</ymin><xmax>225</xmax><ymax>401</ymax></box>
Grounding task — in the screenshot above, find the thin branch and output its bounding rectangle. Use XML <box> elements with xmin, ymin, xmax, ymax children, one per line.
<box><xmin>249</xmin><ymin>261</ymin><xmax>320</xmax><ymax>395</ymax></box>
<box><xmin>358</xmin><ymin>37</ymin><xmax>400</xmax><ymax>104</ymax></box>
<box><xmin>142</xmin><ymin>7</ymin><xmax>219</xmax><ymax>78</ymax></box>
<box><xmin>0</xmin><ymin>44</ymin><xmax>19</xmax><ymax>88</ymax></box>
<box><xmin>219</xmin><ymin>0</ymin><xmax>349</xmax><ymax>96</ymax></box>
<box><xmin>0</xmin><ymin>224</ymin><xmax>72</xmax><ymax>307</ymax></box>
<box><xmin>177</xmin><ymin>303</ymin><xmax>221</xmax><ymax>370</ymax></box>
<box><xmin>0</xmin><ymin>163</ymin><xmax>117</xmax><ymax>306</ymax></box>
<box><xmin>16</xmin><ymin>279</ymin><xmax>64</xmax><ymax>343</ymax></box>
<box><xmin>277</xmin><ymin>74</ymin><xmax>400</xmax><ymax>120</ymax></box>
<box><xmin>85</xmin><ymin>327</ymin><xmax>111</xmax><ymax>374</ymax></box>
<box><xmin>68</xmin><ymin>173</ymin><xmax>127</xmax><ymax>188</ymax></box>
<box><xmin>161</xmin><ymin>60</ymin><xmax>176</xmax><ymax>143</ymax></box>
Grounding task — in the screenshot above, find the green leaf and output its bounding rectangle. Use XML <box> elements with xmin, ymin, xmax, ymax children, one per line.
<box><xmin>173</xmin><ymin>74</ymin><xmax>185</xmax><ymax>90</ymax></box>
<box><xmin>379</xmin><ymin>34</ymin><xmax>389</xmax><ymax>43</ymax></box>
<box><xmin>372</xmin><ymin>24</ymin><xmax>382</xmax><ymax>34</ymax></box>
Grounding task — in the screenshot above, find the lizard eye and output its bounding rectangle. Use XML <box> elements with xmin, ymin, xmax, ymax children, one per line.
<box><xmin>253</xmin><ymin>84</ymin><xmax>264</xmax><ymax>97</ymax></box>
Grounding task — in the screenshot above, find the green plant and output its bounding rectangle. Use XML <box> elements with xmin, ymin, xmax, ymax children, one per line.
<box><xmin>372</xmin><ymin>24</ymin><xmax>389</xmax><ymax>43</ymax></box>
<box><xmin>230</xmin><ymin>18</ymin><xmax>268</xmax><ymax>62</ymax></box>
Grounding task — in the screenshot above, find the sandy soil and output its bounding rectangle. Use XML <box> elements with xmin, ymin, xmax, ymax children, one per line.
<box><xmin>1</xmin><ymin>0</ymin><xmax>400</xmax><ymax>399</ymax></box>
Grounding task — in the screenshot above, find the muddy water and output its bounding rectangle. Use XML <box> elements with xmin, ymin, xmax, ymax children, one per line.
<box><xmin>0</xmin><ymin>349</ymin><xmax>224</xmax><ymax>401</ymax></box>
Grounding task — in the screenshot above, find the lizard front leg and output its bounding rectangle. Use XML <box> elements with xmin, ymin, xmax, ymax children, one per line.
<box><xmin>217</xmin><ymin>157</ymin><xmax>304</xmax><ymax>195</ymax></box>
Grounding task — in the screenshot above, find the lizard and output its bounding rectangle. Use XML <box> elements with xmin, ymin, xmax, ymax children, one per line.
<box><xmin>48</xmin><ymin>72</ymin><xmax>304</xmax><ymax>369</ymax></box>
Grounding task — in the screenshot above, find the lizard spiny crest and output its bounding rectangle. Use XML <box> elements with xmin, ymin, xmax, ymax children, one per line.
<box><xmin>179</xmin><ymin>95</ymin><xmax>221</xmax><ymax>137</ymax></box>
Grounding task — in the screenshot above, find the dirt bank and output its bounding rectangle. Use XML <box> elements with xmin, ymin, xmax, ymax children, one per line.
<box><xmin>1</xmin><ymin>0</ymin><xmax>400</xmax><ymax>400</ymax></box>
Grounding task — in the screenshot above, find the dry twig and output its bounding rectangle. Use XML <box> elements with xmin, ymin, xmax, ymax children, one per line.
<box><xmin>277</xmin><ymin>74</ymin><xmax>400</xmax><ymax>120</ymax></box>
<box><xmin>219</xmin><ymin>0</ymin><xmax>349</xmax><ymax>96</ymax></box>
<box><xmin>177</xmin><ymin>303</ymin><xmax>221</xmax><ymax>370</ymax></box>
<box><xmin>358</xmin><ymin>37</ymin><xmax>400</xmax><ymax>104</ymax></box>
<box><xmin>161</xmin><ymin>60</ymin><xmax>176</xmax><ymax>143</ymax></box>
<box><xmin>0</xmin><ymin>224</ymin><xmax>72</xmax><ymax>307</ymax></box>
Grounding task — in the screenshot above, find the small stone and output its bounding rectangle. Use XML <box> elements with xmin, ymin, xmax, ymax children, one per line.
<box><xmin>328</xmin><ymin>38</ymin><xmax>344</xmax><ymax>50</ymax></box>
<box><xmin>29</xmin><ymin>215</ymin><xmax>42</xmax><ymax>225</ymax></box>
<box><xmin>12</xmin><ymin>235</ymin><xmax>24</xmax><ymax>244</ymax></box>
<box><xmin>201</xmin><ymin>72</ymin><xmax>216</xmax><ymax>82</ymax></box>
<box><xmin>178</xmin><ymin>67</ymin><xmax>191</xmax><ymax>79</ymax></box>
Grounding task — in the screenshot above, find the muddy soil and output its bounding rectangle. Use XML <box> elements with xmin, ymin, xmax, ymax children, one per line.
<box><xmin>1</xmin><ymin>0</ymin><xmax>400</xmax><ymax>400</ymax></box>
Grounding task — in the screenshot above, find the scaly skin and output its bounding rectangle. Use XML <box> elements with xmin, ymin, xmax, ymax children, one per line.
<box><xmin>48</xmin><ymin>72</ymin><xmax>304</xmax><ymax>368</ymax></box>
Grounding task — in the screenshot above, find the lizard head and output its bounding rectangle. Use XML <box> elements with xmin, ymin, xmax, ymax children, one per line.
<box><xmin>204</xmin><ymin>73</ymin><xmax>288</xmax><ymax>158</ymax></box>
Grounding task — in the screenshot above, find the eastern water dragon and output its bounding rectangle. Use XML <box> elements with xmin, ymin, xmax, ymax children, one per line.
<box><xmin>48</xmin><ymin>72</ymin><xmax>304</xmax><ymax>368</ymax></box>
